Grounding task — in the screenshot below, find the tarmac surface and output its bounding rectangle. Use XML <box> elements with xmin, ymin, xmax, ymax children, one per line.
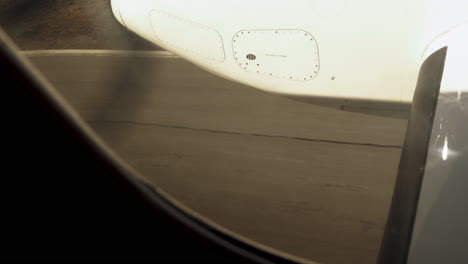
<box><xmin>28</xmin><ymin>54</ymin><xmax>406</xmax><ymax>264</ymax></box>
<box><xmin>2</xmin><ymin>1</ymin><xmax>408</xmax><ymax>264</ymax></box>
<box><xmin>0</xmin><ymin>0</ymin><xmax>159</xmax><ymax>50</ymax></box>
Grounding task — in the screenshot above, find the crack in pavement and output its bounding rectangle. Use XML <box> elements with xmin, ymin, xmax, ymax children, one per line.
<box><xmin>88</xmin><ymin>119</ymin><xmax>402</xmax><ymax>149</ymax></box>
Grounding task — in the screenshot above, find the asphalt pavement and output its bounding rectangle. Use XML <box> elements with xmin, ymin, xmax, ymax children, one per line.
<box><xmin>0</xmin><ymin>0</ymin><xmax>159</xmax><ymax>50</ymax></box>
<box><xmin>28</xmin><ymin>53</ymin><xmax>407</xmax><ymax>264</ymax></box>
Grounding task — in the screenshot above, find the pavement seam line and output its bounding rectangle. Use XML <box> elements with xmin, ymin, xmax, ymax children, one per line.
<box><xmin>20</xmin><ymin>49</ymin><xmax>179</xmax><ymax>58</ymax></box>
<box><xmin>88</xmin><ymin>119</ymin><xmax>402</xmax><ymax>149</ymax></box>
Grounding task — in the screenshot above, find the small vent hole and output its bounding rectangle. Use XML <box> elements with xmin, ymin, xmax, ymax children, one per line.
<box><xmin>246</xmin><ymin>54</ymin><xmax>256</xmax><ymax>60</ymax></box>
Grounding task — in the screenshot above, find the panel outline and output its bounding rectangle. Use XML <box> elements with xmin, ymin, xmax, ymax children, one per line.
<box><xmin>149</xmin><ymin>9</ymin><xmax>226</xmax><ymax>62</ymax></box>
<box><xmin>231</xmin><ymin>29</ymin><xmax>320</xmax><ymax>82</ymax></box>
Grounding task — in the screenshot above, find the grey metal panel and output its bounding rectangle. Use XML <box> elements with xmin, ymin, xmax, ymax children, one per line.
<box><xmin>408</xmin><ymin>91</ymin><xmax>468</xmax><ymax>263</ymax></box>
<box><xmin>378</xmin><ymin>47</ymin><xmax>447</xmax><ymax>264</ymax></box>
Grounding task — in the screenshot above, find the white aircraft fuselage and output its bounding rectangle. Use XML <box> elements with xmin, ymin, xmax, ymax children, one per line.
<box><xmin>111</xmin><ymin>0</ymin><xmax>468</xmax><ymax>113</ymax></box>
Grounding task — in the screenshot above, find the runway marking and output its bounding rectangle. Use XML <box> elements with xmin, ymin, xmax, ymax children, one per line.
<box><xmin>20</xmin><ymin>49</ymin><xmax>179</xmax><ymax>58</ymax></box>
<box><xmin>88</xmin><ymin>119</ymin><xmax>403</xmax><ymax>149</ymax></box>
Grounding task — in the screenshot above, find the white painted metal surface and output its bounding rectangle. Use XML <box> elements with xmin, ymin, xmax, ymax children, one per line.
<box><xmin>423</xmin><ymin>24</ymin><xmax>468</xmax><ymax>93</ymax></box>
<box><xmin>233</xmin><ymin>29</ymin><xmax>319</xmax><ymax>81</ymax></box>
<box><xmin>150</xmin><ymin>9</ymin><xmax>225</xmax><ymax>62</ymax></box>
<box><xmin>110</xmin><ymin>0</ymin><xmax>468</xmax><ymax>108</ymax></box>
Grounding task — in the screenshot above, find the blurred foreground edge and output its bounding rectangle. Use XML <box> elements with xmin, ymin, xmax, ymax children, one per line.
<box><xmin>0</xmin><ymin>28</ymin><xmax>299</xmax><ymax>264</ymax></box>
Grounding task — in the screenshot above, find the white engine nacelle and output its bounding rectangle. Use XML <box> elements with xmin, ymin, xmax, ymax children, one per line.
<box><xmin>111</xmin><ymin>0</ymin><xmax>468</xmax><ymax>112</ymax></box>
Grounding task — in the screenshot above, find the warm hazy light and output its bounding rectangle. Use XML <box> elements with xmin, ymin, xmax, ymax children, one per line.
<box><xmin>442</xmin><ymin>136</ymin><xmax>448</xmax><ymax>161</ymax></box>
